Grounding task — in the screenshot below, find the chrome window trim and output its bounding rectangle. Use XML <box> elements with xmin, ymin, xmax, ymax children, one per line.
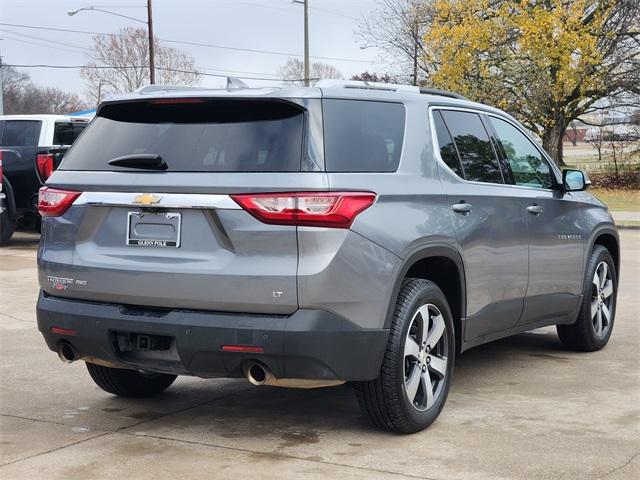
<box><xmin>74</xmin><ymin>192</ymin><xmax>241</xmax><ymax>210</ymax></box>
<box><xmin>428</xmin><ymin>105</ymin><xmax>561</xmax><ymax>192</ymax></box>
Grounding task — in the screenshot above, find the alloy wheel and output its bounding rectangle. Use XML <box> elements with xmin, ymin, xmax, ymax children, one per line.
<box><xmin>403</xmin><ymin>303</ymin><xmax>449</xmax><ymax>411</ymax></box>
<box><xmin>591</xmin><ymin>261</ymin><xmax>614</xmax><ymax>338</ymax></box>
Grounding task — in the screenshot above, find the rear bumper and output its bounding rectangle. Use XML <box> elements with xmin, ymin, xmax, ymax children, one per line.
<box><xmin>37</xmin><ymin>292</ymin><xmax>388</xmax><ymax>381</ymax></box>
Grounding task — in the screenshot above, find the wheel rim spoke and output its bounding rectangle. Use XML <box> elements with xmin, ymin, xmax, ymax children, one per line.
<box><xmin>601</xmin><ymin>281</ymin><xmax>614</xmax><ymax>299</ymax></box>
<box><xmin>428</xmin><ymin>355</ymin><xmax>447</xmax><ymax>378</ymax></box>
<box><xmin>590</xmin><ymin>299</ymin><xmax>599</xmax><ymax>320</ymax></box>
<box><xmin>416</xmin><ymin>305</ymin><xmax>431</xmax><ymax>345</ymax></box>
<box><xmin>405</xmin><ymin>366</ymin><xmax>421</xmax><ymax>403</ymax></box>
<box><xmin>599</xmin><ymin>263</ymin><xmax>608</xmax><ymax>289</ymax></box>
<box><xmin>426</xmin><ymin>314</ymin><xmax>445</xmax><ymax>347</ymax></box>
<box><xmin>421</xmin><ymin>370</ymin><xmax>434</xmax><ymax>409</ymax></box>
<box><xmin>601</xmin><ymin>303</ymin><xmax>611</xmax><ymax>323</ymax></box>
<box><xmin>404</xmin><ymin>337</ymin><xmax>421</xmax><ymax>361</ymax></box>
<box><xmin>594</xmin><ymin>309</ymin><xmax>603</xmax><ymax>335</ymax></box>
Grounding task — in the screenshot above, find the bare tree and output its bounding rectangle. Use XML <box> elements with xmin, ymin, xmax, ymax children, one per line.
<box><xmin>351</xmin><ymin>71</ymin><xmax>400</xmax><ymax>83</ymax></box>
<box><xmin>278</xmin><ymin>58</ymin><xmax>343</xmax><ymax>86</ymax></box>
<box><xmin>357</xmin><ymin>0</ymin><xmax>432</xmax><ymax>85</ymax></box>
<box><xmin>1</xmin><ymin>66</ymin><xmax>87</xmax><ymax>115</ymax></box>
<box><xmin>81</xmin><ymin>27</ymin><xmax>201</xmax><ymax>103</ymax></box>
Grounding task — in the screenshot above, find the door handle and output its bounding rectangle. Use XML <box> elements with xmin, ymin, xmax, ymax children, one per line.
<box><xmin>526</xmin><ymin>204</ymin><xmax>544</xmax><ymax>215</ymax></box>
<box><xmin>452</xmin><ymin>202</ymin><xmax>473</xmax><ymax>214</ymax></box>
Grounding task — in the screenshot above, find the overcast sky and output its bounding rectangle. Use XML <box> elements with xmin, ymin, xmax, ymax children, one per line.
<box><xmin>0</xmin><ymin>0</ymin><xmax>384</xmax><ymax>97</ymax></box>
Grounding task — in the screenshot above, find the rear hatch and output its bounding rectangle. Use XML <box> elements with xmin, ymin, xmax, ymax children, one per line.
<box><xmin>38</xmin><ymin>96</ymin><xmax>327</xmax><ymax>314</ymax></box>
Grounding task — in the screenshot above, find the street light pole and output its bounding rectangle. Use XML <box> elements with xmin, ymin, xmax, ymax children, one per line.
<box><xmin>293</xmin><ymin>0</ymin><xmax>309</xmax><ymax>86</ymax></box>
<box><xmin>146</xmin><ymin>0</ymin><xmax>155</xmax><ymax>84</ymax></box>
<box><xmin>67</xmin><ymin>3</ymin><xmax>155</xmax><ymax>84</ymax></box>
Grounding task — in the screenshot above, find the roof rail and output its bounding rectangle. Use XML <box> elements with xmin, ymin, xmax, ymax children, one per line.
<box><xmin>419</xmin><ymin>87</ymin><xmax>468</xmax><ymax>100</ymax></box>
<box><xmin>316</xmin><ymin>79</ymin><xmax>420</xmax><ymax>93</ymax></box>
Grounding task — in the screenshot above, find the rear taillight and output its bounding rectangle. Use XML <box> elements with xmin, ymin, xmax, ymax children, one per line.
<box><xmin>38</xmin><ymin>187</ymin><xmax>81</xmax><ymax>217</ymax></box>
<box><xmin>231</xmin><ymin>192</ymin><xmax>376</xmax><ymax>228</ymax></box>
<box><xmin>36</xmin><ymin>153</ymin><xmax>55</xmax><ymax>182</ymax></box>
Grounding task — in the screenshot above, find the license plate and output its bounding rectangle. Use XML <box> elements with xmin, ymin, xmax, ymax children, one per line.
<box><xmin>127</xmin><ymin>212</ymin><xmax>181</xmax><ymax>248</ymax></box>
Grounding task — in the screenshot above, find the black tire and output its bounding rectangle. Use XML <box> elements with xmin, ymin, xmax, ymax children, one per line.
<box><xmin>557</xmin><ymin>245</ymin><xmax>617</xmax><ymax>352</ymax></box>
<box><xmin>86</xmin><ymin>362</ymin><xmax>176</xmax><ymax>398</ymax></box>
<box><xmin>0</xmin><ymin>208</ymin><xmax>16</xmax><ymax>246</ymax></box>
<box><xmin>354</xmin><ymin>278</ymin><xmax>455</xmax><ymax>433</ymax></box>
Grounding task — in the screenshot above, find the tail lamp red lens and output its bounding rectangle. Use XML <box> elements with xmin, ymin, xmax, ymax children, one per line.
<box><xmin>230</xmin><ymin>192</ymin><xmax>376</xmax><ymax>229</ymax></box>
<box><xmin>36</xmin><ymin>153</ymin><xmax>55</xmax><ymax>181</ymax></box>
<box><xmin>38</xmin><ymin>187</ymin><xmax>81</xmax><ymax>217</ymax></box>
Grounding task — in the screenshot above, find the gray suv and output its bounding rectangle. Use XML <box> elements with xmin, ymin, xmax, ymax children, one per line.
<box><xmin>36</xmin><ymin>80</ymin><xmax>619</xmax><ymax>433</ymax></box>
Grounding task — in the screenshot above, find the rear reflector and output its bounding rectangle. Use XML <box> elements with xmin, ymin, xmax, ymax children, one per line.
<box><xmin>38</xmin><ymin>187</ymin><xmax>81</xmax><ymax>217</ymax></box>
<box><xmin>51</xmin><ymin>326</ymin><xmax>77</xmax><ymax>336</ymax></box>
<box><xmin>36</xmin><ymin>153</ymin><xmax>55</xmax><ymax>182</ymax></box>
<box><xmin>221</xmin><ymin>345</ymin><xmax>264</xmax><ymax>353</ymax></box>
<box><xmin>230</xmin><ymin>192</ymin><xmax>376</xmax><ymax>228</ymax></box>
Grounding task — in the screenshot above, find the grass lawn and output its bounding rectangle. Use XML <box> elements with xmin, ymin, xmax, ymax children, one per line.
<box><xmin>590</xmin><ymin>188</ymin><xmax>640</xmax><ymax>212</ymax></box>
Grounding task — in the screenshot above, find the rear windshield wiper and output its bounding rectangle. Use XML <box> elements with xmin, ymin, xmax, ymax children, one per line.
<box><xmin>108</xmin><ymin>154</ymin><xmax>168</xmax><ymax>171</ymax></box>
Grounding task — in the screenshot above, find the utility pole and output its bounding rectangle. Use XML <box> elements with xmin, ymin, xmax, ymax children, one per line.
<box><xmin>303</xmin><ymin>0</ymin><xmax>309</xmax><ymax>86</ymax></box>
<box><xmin>0</xmin><ymin>40</ymin><xmax>4</xmax><ymax>115</ymax></box>
<box><xmin>293</xmin><ymin>0</ymin><xmax>309</xmax><ymax>86</ymax></box>
<box><xmin>147</xmin><ymin>0</ymin><xmax>155</xmax><ymax>84</ymax></box>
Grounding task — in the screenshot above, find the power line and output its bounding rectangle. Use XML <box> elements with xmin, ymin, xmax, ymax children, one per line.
<box><xmin>2</xmin><ymin>63</ymin><xmax>311</xmax><ymax>83</ymax></box>
<box><xmin>0</xmin><ymin>22</ymin><xmax>374</xmax><ymax>64</ymax></box>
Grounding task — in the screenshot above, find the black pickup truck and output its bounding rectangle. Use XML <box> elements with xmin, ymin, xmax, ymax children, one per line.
<box><xmin>0</xmin><ymin>115</ymin><xmax>90</xmax><ymax>245</ymax></box>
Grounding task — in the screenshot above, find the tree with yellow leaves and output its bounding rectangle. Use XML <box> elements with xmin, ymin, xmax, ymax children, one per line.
<box><xmin>421</xmin><ymin>0</ymin><xmax>639</xmax><ymax>165</ymax></box>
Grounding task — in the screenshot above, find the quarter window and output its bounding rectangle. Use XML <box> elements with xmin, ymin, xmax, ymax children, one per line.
<box><xmin>439</xmin><ymin>110</ymin><xmax>504</xmax><ymax>184</ymax></box>
<box><xmin>489</xmin><ymin>117</ymin><xmax>554</xmax><ymax>189</ymax></box>
<box><xmin>433</xmin><ymin>111</ymin><xmax>464</xmax><ymax>178</ymax></box>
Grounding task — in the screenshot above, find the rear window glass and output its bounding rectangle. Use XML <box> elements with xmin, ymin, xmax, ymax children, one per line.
<box><xmin>60</xmin><ymin>100</ymin><xmax>304</xmax><ymax>172</ymax></box>
<box><xmin>323</xmin><ymin>99</ymin><xmax>405</xmax><ymax>172</ymax></box>
<box><xmin>0</xmin><ymin>120</ymin><xmax>42</xmax><ymax>146</ymax></box>
<box><xmin>53</xmin><ymin>122</ymin><xmax>87</xmax><ymax>145</ymax></box>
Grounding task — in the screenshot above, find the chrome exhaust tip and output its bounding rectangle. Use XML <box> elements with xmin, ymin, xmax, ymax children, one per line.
<box><xmin>244</xmin><ymin>361</ymin><xmax>270</xmax><ymax>386</ymax></box>
<box><xmin>57</xmin><ymin>342</ymin><xmax>78</xmax><ymax>363</ymax></box>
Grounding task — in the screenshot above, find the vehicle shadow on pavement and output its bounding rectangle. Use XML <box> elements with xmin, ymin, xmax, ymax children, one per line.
<box><xmin>101</xmin><ymin>329</ymin><xmax>570</xmax><ymax>439</ymax></box>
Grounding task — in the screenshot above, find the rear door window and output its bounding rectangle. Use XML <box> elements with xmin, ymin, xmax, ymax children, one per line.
<box><xmin>0</xmin><ymin>120</ymin><xmax>42</xmax><ymax>146</ymax></box>
<box><xmin>60</xmin><ymin>100</ymin><xmax>304</xmax><ymax>172</ymax></box>
<box><xmin>53</xmin><ymin>122</ymin><xmax>87</xmax><ymax>145</ymax></box>
<box><xmin>439</xmin><ymin>110</ymin><xmax>504</xmax><ymax>184</ymax></box>
<box><xmin>323</xmin><ymin>99</ymin><xmax>405</xmax><ymax>172</ymax></box>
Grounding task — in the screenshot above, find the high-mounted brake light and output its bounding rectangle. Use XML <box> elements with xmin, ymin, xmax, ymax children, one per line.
<box><xmin>231</xmin><ymin>192</ymin><xmax>376</xmax><ymax>229</ymax></box>
<box><xmin>38</xmin><ymin>187</ymin><xmax>81</xmax><ymax>217</ymax></box>
<box><xmin>149</xmin><ymin>98</ymin><xmax>205</xmax><ymax>104</ymax></box>
<box><xmin>36</xmin><ymin>153</ymin><xmax>55</xmax><ymax>182</ymax></box>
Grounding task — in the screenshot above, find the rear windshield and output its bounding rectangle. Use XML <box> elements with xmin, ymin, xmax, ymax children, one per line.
<box><xmin>60</xmin><ymin>100</ymin><xmax>304</xmax><ymax>172</ymax></box>
<box><xmin>0</xmin><ymin>120</ymin><xmax>42</xmax><ymax>146</ymax></box>
<box><xmin>323</xmin><ymin>99</ymin><xmax>405</xmax><ymax>172</ymax></box>
<box><xmin>53</xmin><ymin>121</ymin><xmax>87</xmax><ymax>145</ymax></box>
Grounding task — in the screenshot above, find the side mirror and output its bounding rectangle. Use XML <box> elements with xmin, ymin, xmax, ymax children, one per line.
<box><xmin>563</xmin><ymin>169</ymin><xmax>591</xmax><ymax>192</ymax></box>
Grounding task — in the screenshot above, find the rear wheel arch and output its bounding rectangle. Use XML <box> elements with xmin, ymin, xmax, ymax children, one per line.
<box><xmin>385</xmin><ymin>246</ymin><xmax>466</xmax><ymax>355</ymax></box>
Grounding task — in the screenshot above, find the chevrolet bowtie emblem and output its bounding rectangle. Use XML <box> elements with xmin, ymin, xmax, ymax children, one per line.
<box><xmin>133</xmin><ymin>193</ymin><xmax>162</xmax><ymax>206</ymax></box>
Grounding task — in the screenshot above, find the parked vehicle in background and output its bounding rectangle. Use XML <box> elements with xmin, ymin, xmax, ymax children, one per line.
<box><xmin>36</xmin><ymin>81</ymin><xmax>619</xmax><ymax>433</ymax></box>
<box><xmin>0</xmin><ymin>114</ymin><xmax>90</xmax><ymax>245</ymax></box>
